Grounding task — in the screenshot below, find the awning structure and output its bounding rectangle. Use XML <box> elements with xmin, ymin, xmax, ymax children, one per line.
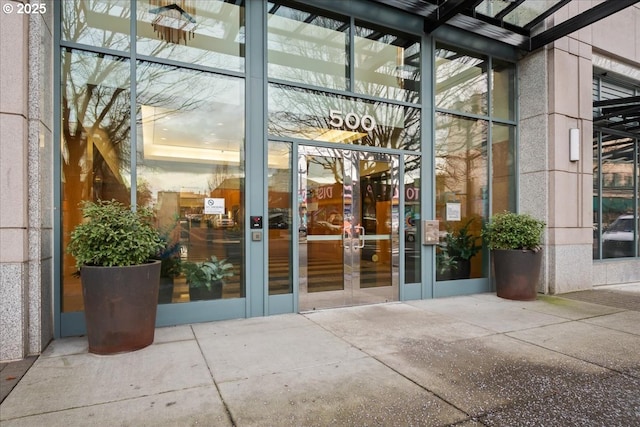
<box><xmin>371</xmin><ymin>0</ymin><xmax>639</xmax><ymax>52</ymax></box>
<box><xmin>594</xmin><ymin>96</ymin><xmax>640</xmax><ymax>140</ymax></box>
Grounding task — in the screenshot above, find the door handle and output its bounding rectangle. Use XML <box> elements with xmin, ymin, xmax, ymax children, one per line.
<box><xmin>341</xmin><ymin>226</ymin><xmax>349</xmax><ymax>247</ymax></box>
<box><xmin>355</xmin><ymin>225</ymin><xmax>365</xmax><ymax>249</ymax></box>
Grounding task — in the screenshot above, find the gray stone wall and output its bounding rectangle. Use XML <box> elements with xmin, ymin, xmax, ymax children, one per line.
<box><xmin>0</xmin><ymin>0</ymin><xmax>53</xmax><ymax>361</ymax></box>
<box><xmin>518</xmin><ymin>2</ymin><xmax>640</xmax><ymax>294</ymax></box>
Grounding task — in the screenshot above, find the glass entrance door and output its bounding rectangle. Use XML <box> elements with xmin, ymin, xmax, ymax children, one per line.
<box><xmin>298</xmin><ymin>146</ymin><xmax>399</xmax><ymax>311</ymax></box>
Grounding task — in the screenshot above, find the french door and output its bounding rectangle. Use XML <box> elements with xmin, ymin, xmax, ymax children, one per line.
<box><xmin>298</xmin><ymin>146</ymin><xmax>399</xmax><ymax>311</ymax></box>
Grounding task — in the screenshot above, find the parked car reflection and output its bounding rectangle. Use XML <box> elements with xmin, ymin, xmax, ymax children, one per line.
<box><xmin>602</xmin><ymin>214</ymin><xmax>637</xmax><ymax>258</ymax></box>
<box><xmin>269</xmin><ymin>213</ymin><xmax>289</xmax><ymax>229</ymax></box>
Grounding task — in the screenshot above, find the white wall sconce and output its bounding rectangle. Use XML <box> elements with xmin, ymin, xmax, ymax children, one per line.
<box><xmin>569</xmin><ymin>128</ymin><xmax>580</xmax><ymax>162</ymax></box>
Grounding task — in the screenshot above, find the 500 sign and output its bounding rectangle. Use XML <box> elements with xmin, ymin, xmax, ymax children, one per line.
<box><xmin>328</xmin><ymin>110</ymin><xmax>376</xmax><ymax>132</ymax></box>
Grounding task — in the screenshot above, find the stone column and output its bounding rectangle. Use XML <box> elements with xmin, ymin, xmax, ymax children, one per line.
<box><xmin>0</xmin><ymin>0</ymin><xmax>53</xmax><ymax>361</ymax></box>
<box><xmin>518</xmin><ymin>4</ymin><xmax>595</xmax><ymax>295</ymax></box>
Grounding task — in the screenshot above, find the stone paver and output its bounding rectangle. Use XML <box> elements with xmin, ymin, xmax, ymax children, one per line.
<box><xmin>1</xmin><ymin>290</ymin><xmax>639</xmax><ymax>426</ymax></box>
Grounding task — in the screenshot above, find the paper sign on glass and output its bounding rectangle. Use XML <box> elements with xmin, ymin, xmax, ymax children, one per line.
<box><xmin>204</xmin><ymin>198</ymin><xmax>225</xmax><ymax>215</ymax></box>
<box><xmin>446</xmin><ymin>203</ymin><xmax>461</xmax><ymax>221</ymax></box>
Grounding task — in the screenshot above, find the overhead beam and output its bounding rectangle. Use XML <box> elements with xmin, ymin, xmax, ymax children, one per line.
<box><xmin>594</xmin><ymin>96</ymin><xmax>640</xmax><ymax>108</ymax></box>
<box><xmin>527</xmin><ymin>0</ymin><xmax>640</xmax><ymax>51</ymax></box>
<box><xmin>495</xmin><ymin>0</ymin><xmax>525</xmax><ymax>20</ymax></box>
<box><xmin>424</xmin><ymin>0</ymin><xmax>482</xmax><ymax>34</ymax></box>
<box><xmin>523</xmin><ymin>0</ymin><xmax>572</xmax><ymax>30</ymax></box>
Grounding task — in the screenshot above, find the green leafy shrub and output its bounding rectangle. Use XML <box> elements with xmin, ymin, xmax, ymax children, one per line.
<box><xmin>482</xmin><ymin>211</ymin><xmax>545</xmax><ymax>251</ymax></box>
<box><xmin>441</xmin><ymin>217</ymin><xmax>482</xmax><ymax>261</ymax></box>
<box><xmin>67</xmin><ymin>200</ymin><xmax>164</xmax><ymax>268</ymax></box>
<box><xmin>436</xmin><ymin>249</ymin><xmax>458</xmax><ymax>274</ymax></box>
<box><xmin>182</xmin><ymin>256</ymin><xmax>234</xmax><ymax>290</ymax></box>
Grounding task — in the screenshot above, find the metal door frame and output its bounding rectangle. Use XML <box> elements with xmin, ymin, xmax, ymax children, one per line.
<box><xmin>297</xmin><ymin>145</ymin><xmax>399</xmax><ymax>311</ymax></box>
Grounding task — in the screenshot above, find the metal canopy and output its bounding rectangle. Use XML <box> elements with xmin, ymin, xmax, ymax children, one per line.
<box><xmin>594</xmin><ymin>96</ymin><xmax>640</xmax><ymax>140</ymax></box>
<box><xmin>371</xmin><ymin>0</ymin><xmax>639</xmax><ymax>52</ymax></box>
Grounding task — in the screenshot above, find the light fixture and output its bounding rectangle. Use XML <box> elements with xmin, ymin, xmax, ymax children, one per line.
<box><xmin>149</xmin><ymin>0</ymin><xmax>196</xmax><ymax>45</ymax></box>
<box><xmin>569</xmin><ymin>128</ymin><xmax>580</xmax><ymax>162</ymax></box>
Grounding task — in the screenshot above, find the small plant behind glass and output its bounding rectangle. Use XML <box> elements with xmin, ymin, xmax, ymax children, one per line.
<box><xmin>441</xmin><ymin>217</ymin><xmax>482</xmax><ymax>262</ymax></box>
<box><xmin>182</xmin><ymin>256</ymin><xmax>234</xmax><ymax>291</ymax></box>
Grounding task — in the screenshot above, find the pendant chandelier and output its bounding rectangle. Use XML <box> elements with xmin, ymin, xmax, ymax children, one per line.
<box><xmin>149</xmin><ymin>0</ymin><xmax>197</xmax><ymax>45</ymax></box>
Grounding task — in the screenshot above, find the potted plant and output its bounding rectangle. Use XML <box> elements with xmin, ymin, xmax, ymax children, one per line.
<box><xmin>182</xmin><ymin>255</ymin><xmax>233</xmax><ymax>301</ymax></box>
<box><xmin>437</xmin><ymin>217</ymin><xmax>482</xmax><ymax>280</ymax></box>
<box><xmin>482</xmin><ymin>211</ymin><xmax>546</xmax><ymax>300</ymax></box>
<box><xmin>67</xmin><ymin>199</ymin><xmax>164</xmax><ymax>354</ymax></box>
<box><xmin>436</xmin><ymin>249</ymin><xmax>458</xmax><ymax>281</ymax></box>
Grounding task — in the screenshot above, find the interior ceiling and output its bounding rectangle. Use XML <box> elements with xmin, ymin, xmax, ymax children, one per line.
<box><xmin>370</xmin><ymin>0</ymin><xmax>639</xmax><ymax>52</ymax></box>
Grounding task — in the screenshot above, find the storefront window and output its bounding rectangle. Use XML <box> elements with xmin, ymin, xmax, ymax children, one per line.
<box><xmin>268</xmin><ymin>84</ymin><xmax>420</xmax><ymax>150</ymax></box>
<box><xmin>435</xmin><ymin>113</ymin><xmax>488</xmax><ymax>281</ymax></box>
<box><xmin>593</xmin><ymin>137</ymin><xmax>601</xmax><ymax>259</ymax></box>
<box><xmin>268</xmin><ymin>142</ymin><xmax>293</xmax><ymax>295</ymax></box>
<box><xmin>404</xmin><ymin>155</ymin><xmax>421</xmax><ymax>284</ymax></box>
<box><xmin>61</xmin><ymin>49</ymin><xmax>132</xmax><ymax>312</ymax></box>
<box><xmin>592</xmin><ymin>75</ymin><xmax>639</xmax><ymax>260</ymax></box>
<box><xmin>491</xmin><ymin>124</ymin><xmax>516</xmax><ymax>214</ymax></box>
<box><xmin>599</xmin><ymin>137</ymin><xmax>637</xmax><ymax>259</ymax></box>
<box><xmin>136</xmin><ymin>62</ymin><xmax>245</xmax><ymax>302</ymax></box>
<box><xmin>354</xmin><ymin>23</ymin><xmax>420</xmax><ymax>103</ymax></box>
<box><xmin>491</xmin><ymin>60</ymin><xmax>515</xmax><ymax>121</ymax></box>
<box><xmin>137</xmin><ymin>0</ymin><xmax>245</xmax><ymax>72</ymax></box>
<box><xmin>61</xmin><ymin>0</ymin><xmax>131</xmax><ymax>51</ymax></box>
<box><xmin>267</xmin><ymin>2</ymin><xmax>348</xmax><ymax>90</ymax></box>
<box><xmin>435</xmin><ymin>44</ymin><xmax>488</xmax><ymax>117</ymax></box>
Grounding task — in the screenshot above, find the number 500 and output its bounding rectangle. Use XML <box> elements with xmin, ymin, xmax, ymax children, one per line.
<box><xmin>328</xmin><ymin>109</ymin><xmax>376</xmax><ymax>132</ymax></box>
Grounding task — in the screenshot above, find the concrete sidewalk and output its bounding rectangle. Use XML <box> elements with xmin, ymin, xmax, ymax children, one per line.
<box><xmin>1</xmin><ymin>291</ymin><xmax>639</xmax><ymax>426</ymax></box>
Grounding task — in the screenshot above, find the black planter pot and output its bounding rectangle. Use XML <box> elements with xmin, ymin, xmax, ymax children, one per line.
<box><xmin>452</xmin><ymin>259</ymin><xmax>471</xmax><ymax>280</ymax></box>
<box><xmin>492</xmin><ymin>249</ymin><xmax>542</xmax><ymax>301</ymax></box>
<box><xmin>81</xmin><ymin>260</ymin><xmax>161</xmax><ymax>354</ymax></box>
<box><xmin>436</xmin><ymin>259</ymin><xmax>471</xmax><ymax>281</ymax></box>
<box><xmin>189</xmin><ymin>281</ymin><xmax>223</xmax><ymax>301</ymax></box>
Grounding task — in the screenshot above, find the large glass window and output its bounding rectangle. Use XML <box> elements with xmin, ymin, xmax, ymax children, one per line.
<box><xmin>61</xmin><ymin>49</ymin><xmax>132</xmax><ymax>312</ymax></box>
<box><xmin>435</xmin><ymin>45</ymin><xmax>488</xmax><ymax>116</ymax></box>
<box><xmin>61</xmin><ymin>0</ymin><xmax>131</xmax><ymax>51</ymax></box>
<box><xmin>491</xmin><ymin>124</ymin><xmax>516</xmax><ymax>213</ymax></box>
<box><xmin>599</xmin><ymin>137</ymin><xmax>637</xmax><ymax>259</ymax></box>
<box><xmin>137</xmin><ymin>0</ymin><xmax>245</xmax><ymax>71</ymax></box>
<box><xmin>435</xmin><ymin>43</ymin><xmax>515</xmax><ymax>282</ymax></box>
<box><xmin>268</xmin><ymin>84</ymin><xmax>420</xmax><ymax>150</ymax></box>
<box><xmin>267</xmin><ymin>3</ymin><xmax>348</xmax><ymax>90</ymax></box>
<box><xmin>136</xmin><ymin>62</ymin><xmax>245</xmax><ymax>303</ymax></box>
<box><xmin>404</xmin><ymin>155</ymin><xmax>421</xmax><ymax>284</ymax></box>
<box><xmin>60</xmin><ymin>1</ymin><xmax>247</xmax><ymax>311</ymax></box>
<box><xmin>593</xmin><ymin>138</ymin><xmax>601</xmax><ymax>259</ymax></box>
<box><xmin>268</xmin><ymin>142</ymin><xmax>293</xmax><ymax>295</ymax></box>
<box><xmin>593</xmin><ymin>75</ymin><xmax>639</xmax><ymax>260</ymax></box>
<box><xmin>354</xmin><ymin>23</ymin><xmax>420</xmax><ymax>102</ymax></box>
<box><xmin>267</xmin><ymin>2</ymin><xmax>422</xmax><ymax>104</ymax></box>
<box><xmin>435</xmin><ymin>113</ymin><xmax>488</xmax><ymax>281</ymax></box>
<box><xmin>491</xmin><ymin>60</ymin><xmax>515</xmax><ymax>121</ymax></box>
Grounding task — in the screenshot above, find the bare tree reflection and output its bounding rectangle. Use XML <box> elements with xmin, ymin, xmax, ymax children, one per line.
<box><xmin>60</xmin><ymin>1</ymin><xmax>227</xmax><ymax>309</ymax></box>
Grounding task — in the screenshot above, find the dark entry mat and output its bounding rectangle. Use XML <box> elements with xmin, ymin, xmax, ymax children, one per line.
<box><xmin>561</xmin><ymin>289</ymin><xmax>640</xmax><ymax>312</ymax></box>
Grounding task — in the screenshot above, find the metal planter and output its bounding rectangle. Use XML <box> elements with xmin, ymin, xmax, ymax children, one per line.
<box><xmin>81</xmin><ymin>260</ymin><xmax>161</xmax><ymax>354</ymax></box>
<box><xmin>492</xmin><ymin>249</ymin><xmax>542</xmax><ymax>301</ymax></box>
